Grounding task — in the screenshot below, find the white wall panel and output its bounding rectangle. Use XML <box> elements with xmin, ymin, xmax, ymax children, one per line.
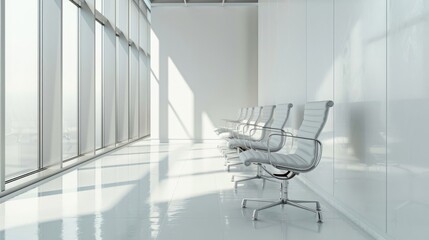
<box><xmin>305</xmin><ymin>0</ymin><xmax>334</xmax><ymax>195</ymax></box>
<box><xmin>387</xmin><ymin>1</ymin><xmax>429</xmax><ymax>239</ymax></box>
<box><xmin>333</xmin><ymin>0</ymin><xmax>387</xmax><ymax>231</ymax></box>
<box><xmin>103</xmin><ymin>24</ymin><xmax>116</xmax><ymax>147</ymax></box>
<box><xmin>258</xmin><ymin>0</ymin><xmax>394</xmax><ymax>237</ymax></box>
<box><xmin>41</xmin><ymin>0</ymin><xmax>63</xmax><ymax>168</ymax></box>
<box><xmin>276</xmin><ymin>0</ymin><xmax>307</xmax><ymax>130</ymax></box>
<box><xmin>258</xmin><ymin>0</ymin><xmax>306</xmax><ymax>131</ymax></box>
<box><xmin>79</xmin><ymin>2</ymin><xmax>96</xmax><ymax>154</ymax></box>
<box><xmin>151</xmin><ymin>7</ymin><xmax>258</xmax><ymax>142</ymax></box>
<box><xmin>257</xmin><ymin>0</ymin><xmax>275</xmax><ymax>105</ymax></box>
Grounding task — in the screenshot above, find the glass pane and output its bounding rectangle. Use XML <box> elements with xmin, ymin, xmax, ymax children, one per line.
<box><xmin>117</xmin><ymin>36</ymin><xmax>129</xmax><ymax>142</ymax></box>
<box><xmin>96</xmin><ymin>23</ymin><xmax>103</xmax><ymax>149</ymax></box>
<box><xmin>5</xmin><ymin>0</ymin><xmax>39</xmax><ymax>179</ymax></box>
<box><xmin>139</xmin><ymin>51</ymin><xmax>148</xmax><ymax>137</ymax></box>
<box><xmin>130</xmin><ymin>1</ymin><xmax>139</xmax><ymax>42</ymax></box>
<box><xmin>103</xmin><ymin>26</ymin><xmax>116</xmax><ymax>147</ymax></box>
<box><xmin>63</xmin><ymin>1</ymin><xmax>79</xmax><ymax>160</ymax></box>
<box><xmin>140</xmin><ymin>12</ymin><xmax>148</xmax><ymax>53</ymax></box>
<box><xmin>129</xmin><ymin>47</ymin><xmax>139</xmax><ymax>139</ymax></box>
<box><xmin>117</xmin><ymin>0</ymin><xmax>128</xmax><ymax>36</ymax></box>
<box><xmin>96</xmin><ymin>0</ymin><xmax>102</xmax><ymax>12</ymax></box>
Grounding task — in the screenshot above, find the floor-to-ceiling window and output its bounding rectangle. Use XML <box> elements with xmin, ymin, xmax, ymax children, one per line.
<box><xmin>139</xmin><ymin>4</ymin><xmax>150</xmax><ymax>137</ymax></box>
<box><xmin>5</xmin><ymin>0</ymin><xmax>39</xmax><ymax>179</ymax></box>
<box><xmin>1</xmin><ymin>0</ymin><xmax>151</xmax><ymax>192</ymax></box>
<box><xmin>96</xmin><ymin>0</ymin><xmax>102</xmax><ymax>12</ymax></box>
<box><xmin>129</xmin><ymin>1</ymin><xmax>139</xmax><ymax>140</ymax></box>
<box><xmin>116</xmin><ymin>0</ymin><xmax>129</xmax><ymax>143</ymax></box>
<box><xmin>95</xmin><ymin>22</ymin><xmax>103</xmax><ymax>149</ymax></box>
<box><xmin>63</xmin><ymin>0</ymin><xmax>79</xmax><ymax>160</ymax></box>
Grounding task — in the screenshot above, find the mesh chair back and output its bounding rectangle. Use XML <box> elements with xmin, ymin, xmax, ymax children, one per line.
<box><xmin>247</xmin><ymin>106</ymin><xmax>261</xmax><ymax>125</ymax></box>
<box><xmin>262</xmin><ymin>103</ymin><xmax>293</xmax><ymax>150</ymax></box>
<box><xmin>241</xmin><ymin>108</ymin><xmax>252</xmax><ymax>123</ymax></box>
<box><xmin>294</xmin><ymin>101</ymin><xmax>334</xmax><ymax>167</ymax></box>
<box><xmin>237</xmin><ymin>108</ymin><xmax>246</xmax><ymax>121</ymax></box>
<box><xmin>271</xmin><ymin>103</ymin><xmax>293</xmax><ymax>130</ymax></box>
<box><xmin>256</xmin><ymin>105</ymin><xmax>276</xmax><ymax>127</ymax></box>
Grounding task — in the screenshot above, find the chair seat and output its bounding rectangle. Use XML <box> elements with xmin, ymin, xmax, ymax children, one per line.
<box><xmin>214</xmin><ymin>127</ymin><xmax>232</xmax><ymax>134</ymax></box>
<box><xmin>228</xmin><ymin>139</ymin><xmax>282</xmax><ymax>152</ymax></box>
<box><xmin>239</xmin><ymin>150</ymin><xmax>310</xmax><ymax>172</ymax></box>
<box><xmin>219</xmin><ymin>131</ymin><xmax>236</xmax><ymax>138</ymax></box>
<box><xmin>227</xmin><ymin>139</ymin><xmax>248</xmax><ymax>149</ymax></box>
<box><xmin>248</xmin><ymin>141</ymin><xmax>278</xmax><ymax>151</ymax></box>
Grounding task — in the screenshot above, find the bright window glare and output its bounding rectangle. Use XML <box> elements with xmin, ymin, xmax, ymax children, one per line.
<box><xmin>96</xmin><ymin>22</ymin><xmax>103</xmax><ymax>149</ymax></box>
<box><xmin>5</xmin><ymin>0</ymin><xmax>39</xmax><ymax>179</ymax></box>
<box><xmin>129</xmin><ymin>47</ymin><xmax>139</xmax><ymax>139</ymax></box>
<box><xmin>63</xmin><ymin>1</ymin><xmax>79</xmax><ymax>160</ymax></box>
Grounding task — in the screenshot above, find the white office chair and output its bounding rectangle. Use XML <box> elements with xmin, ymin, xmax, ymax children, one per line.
<box><xmin>217</xmin><ymin>107</ymin><xmax>255</xmax><ymax>163</ymax></box>
<box><xmin>219</xmin><ymin>106</ymin><xmax>262</xmax><ymax>157</ymax></box>
<box><xmin>223</xmin><ymin>105</ymin><xmax>276</xmax><ymax>171</ymax></box>
<box><xmin>239</xmin><ymin>100</ymin><xmax>333</xmax><ymax>222</ymax></box>
<box><xmin>228</xmin><ymin>103</ymin><xmax>293</xmax><ymax>152</ymax></box>
<box><xmin>228</xmin><ymin>103</ymin><xmax>293</xmax><ymax>183</ymax></box>
<box><xmin>218</xmin><ymin>107</ymin><xmax>256</xmax><ymax>139</ymax></box>
<box><xmin>229</xmin><ymin>105</ymin><xmax>275</xmax><ymax>141</ymax></box>
<box><xmin>217</xmin><ymin>107</ymin><xmax>253</xmax><ymax>153</ymax></box>
<box><xmin>231</xmin><ymin>106</ymin><xmax>262</xmax><ymax>138</ymax></box>
<box><xmin>214</xmin><ymin>108</ymin><xmax>246</xmax><ymax>135</ymax></box>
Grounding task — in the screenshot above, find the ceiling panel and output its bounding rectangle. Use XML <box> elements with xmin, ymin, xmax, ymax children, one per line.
<box><xmin>151</xmin><ymin>0</ymin><xmax>257</xmax><ymax>4</ymax></box>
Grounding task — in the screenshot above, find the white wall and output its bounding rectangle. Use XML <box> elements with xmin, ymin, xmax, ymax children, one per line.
<box><xmin>151</xmin><ymin>6</ymin><xmax>258</xmax><ymax>142</ymax></box>
<box><xmin>259</xmin><ymin>0</ymin><xmax>429</xmax><ymax>239</ymax></box>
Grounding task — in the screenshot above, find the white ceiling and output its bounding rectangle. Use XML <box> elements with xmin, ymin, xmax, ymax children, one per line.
<box><xmin>151</xmin><ymin>0</ymin><xmax>257</xmax><ymax>4</ymax></box>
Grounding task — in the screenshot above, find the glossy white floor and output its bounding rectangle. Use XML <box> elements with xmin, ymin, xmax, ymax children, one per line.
<box><xmin>0</xmin><ymin>140</ymin><xmax>374</xmax><ymax>240</ymax></box>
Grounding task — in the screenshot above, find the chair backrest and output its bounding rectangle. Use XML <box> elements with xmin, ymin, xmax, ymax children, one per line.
<box><xmin>238</xmin><ymin>108</ymin><xmax>249</xmax><ymax>121</ymax></box>
<box><xmin>293</xmin><ymin>100</ymin><xmax>334</xmax><ymax>170</ymax></box>
<box><xmin>264</xmin><ymin>103</ymin><xmax>293</xmax><ymax>150</ymax></box>
<box><xmin>256</xmin><ymin>105</ymin><xmax>276</xmax><ymax>127</ymax></box>
<box><xmin>236</xmin><ymin>108</ymin><xmax>243</xmax><ymax>120</ymax></box>
<box><xmin>271</xmin><ymin>103</ymin><xmax>293</xmax><ymax>130</ymax></box>
<box><xmin>247</xmin><ymin>106</ymin><xmax>262</xmax><ymax>125</ymax></box>
<box><xmin>240</xmin><ymin>107</ymin><xmax>252</xmax><ymax>123</ymax></box>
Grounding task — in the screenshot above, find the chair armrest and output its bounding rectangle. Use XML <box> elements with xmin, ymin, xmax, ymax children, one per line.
<box><xmin>248</xmin><ymin>125</ymin><xmax>289</xmax><ymax>136</ymax></box>
<box><xmin>235</xmin><ymin>121</ymin><xmax>260</xmax><ymax>133</ymax></box>
<box><xmin>243</xmin><ymin>126</ymin><xmax>292</xmax><ymax>150</ymax></box>
<box><xmin>222</xmin><ymin>119</ymin><xmax>241</xmax><ymax>124</ymax></box>
<box><xmin>266</xmin><ymin>133</ymin><xmax>323</xmax><ymax>172</ymax></box>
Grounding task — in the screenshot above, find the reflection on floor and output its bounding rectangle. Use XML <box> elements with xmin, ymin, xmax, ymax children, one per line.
<box><xmin>0</xmin><ymin>140</ymin><xmax>374</xmax><ymax>240</ymax></box>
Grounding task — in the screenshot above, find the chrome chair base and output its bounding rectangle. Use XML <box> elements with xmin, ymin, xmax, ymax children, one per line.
<box><xmin>241</xmin><ymin>180</ymin><xmax>323</xmax><ymax>222</ymax></box>
<box><xmin>233</xmin><ymin>174</ymin><xmax>278</xmax><ymax>188</ymax></box>
<box><xmin>232</xmin><ymin>164</ymin><xmax>277</xmax><ymax>187</ymax></box>
<box><xmin>226</xmin><ymin>161</ymin><xmax>241</xmax><ymax>171</ymax></box>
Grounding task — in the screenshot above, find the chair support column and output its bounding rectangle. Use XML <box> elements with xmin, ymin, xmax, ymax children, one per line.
<box><xmin>241</xmin><ymin>179</ymin><xmax>323</xmax><ymax>222</ymax></box>
<box><xmin>233</xmin><ymin>164</ymin><xmax>277</xmax><ymax>188</ymax></box>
